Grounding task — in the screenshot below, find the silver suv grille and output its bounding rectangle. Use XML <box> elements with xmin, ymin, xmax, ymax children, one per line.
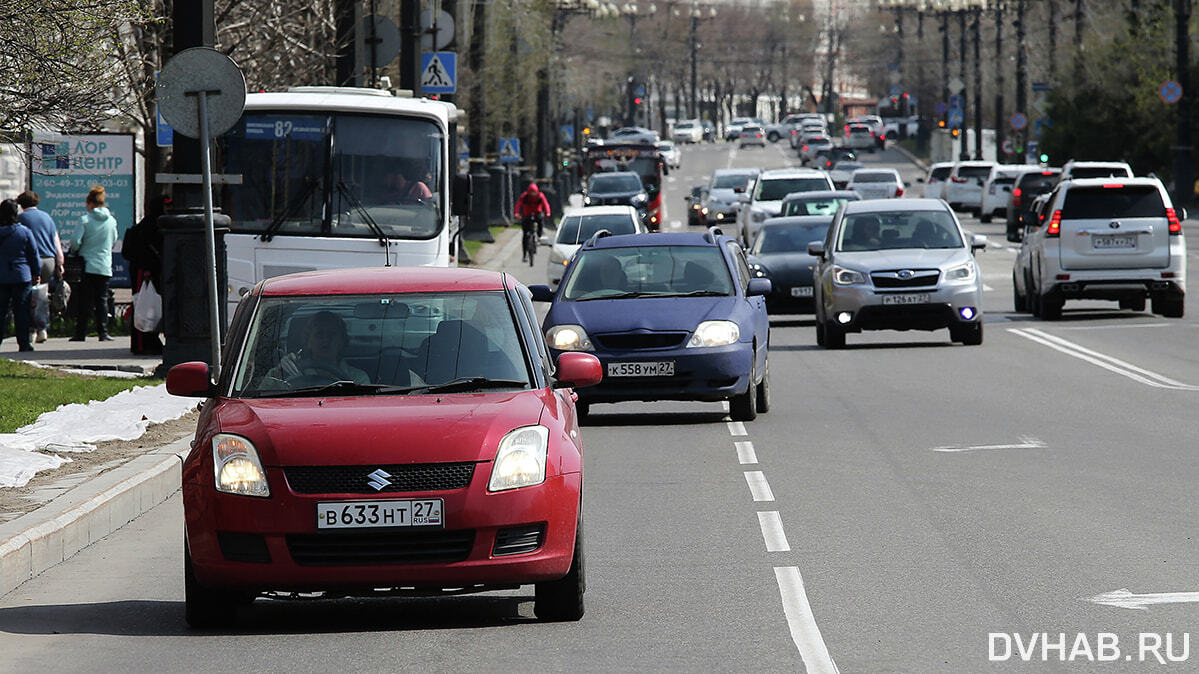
<box><xmin>871</xmin><ymin>269</ymin><xmax>940</xmax><ymax>288</ymax></box>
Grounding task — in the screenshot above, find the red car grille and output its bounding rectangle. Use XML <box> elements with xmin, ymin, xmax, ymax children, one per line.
<box><xmin>286</xmin><ymin>530</ymin><xmax>476</xmax><ymax>566</ymax></box>
<box><xmin>284</xmin><ymin>463</ymin><xmax>476</xmax><ymax>495</ymax></box>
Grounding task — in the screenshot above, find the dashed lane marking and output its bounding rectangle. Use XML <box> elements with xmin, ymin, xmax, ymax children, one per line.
<box><xmin>757</xmin><ymin>511</ymin><xmax>790</xmax><ymax>552</ymax></box>
<box><xmin>775</xmin><ymin>567</ymin><xmax>840</xmax><ymax>673</ymax></box>
<box><xmin>727</xmin><ymin>421</ymin><xmax>747</xmax><ymax>436</ymax></box>
<box><xmin>744</xmin><ymin>470</ymin><xmax>774</xmax><ymax>502</ymax></box>
<box><xmin>735</xmin><ymin>441</ymin><xmax>757</xmax><ymax>464</ymax></box>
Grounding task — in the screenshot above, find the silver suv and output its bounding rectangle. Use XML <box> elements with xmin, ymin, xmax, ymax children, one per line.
<box><xmin>737</xmin><ymin>168</ymin><xmax>834</xmax><ymax>246</ymax></box>
<box><xmin>809</xmin><ymin>199</ymin><xmax>987</xmax><ymax>348</ymax></box>
<box><xmin>1013</xmin><ymin>177</ymin><xmax>1186</xmax><ymax>319</ymax></box>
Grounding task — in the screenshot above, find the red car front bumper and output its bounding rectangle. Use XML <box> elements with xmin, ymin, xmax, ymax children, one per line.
<box><xmin>184</xmin><ymin>467</ymin><xmax>580</xmax><ymax>593</ymax></box>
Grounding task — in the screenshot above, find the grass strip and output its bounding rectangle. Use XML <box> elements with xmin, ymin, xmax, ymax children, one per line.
<box><xmin>0</xmin><ymin>359</ymin><xmax>161</xmax><ymax>433</ymax></box>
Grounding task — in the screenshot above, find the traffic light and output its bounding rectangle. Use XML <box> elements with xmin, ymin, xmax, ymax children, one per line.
<box><xmin>1039</xmin><ymin>153</ymin><xmax>1049</xmax><ymax>163</ymax></box>
<box><xmin>633</xmin><ymin>96</ymin><xmax>643</xmax><ymax>105</ymax></box>
<box><xmin>950</xmin><ymin>128</ymin><xmax>960</xmax><ymax>138</ymax></box>
<box><xmin>938</xmin><ymin>120</ymin><xmax>946</xmax><ymax>128</ymax></box>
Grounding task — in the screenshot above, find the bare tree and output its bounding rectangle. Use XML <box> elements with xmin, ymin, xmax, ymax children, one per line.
<box><xmin>0</xmin><ymin>0</ymin><xmax>152</xmax><ymax>144</ymax></box>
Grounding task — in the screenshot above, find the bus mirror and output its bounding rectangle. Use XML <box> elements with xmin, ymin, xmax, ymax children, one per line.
<box><xmin>452</xmin><ymin>173</ymin><xmax>472</xmax><ymax>216</ymax></box>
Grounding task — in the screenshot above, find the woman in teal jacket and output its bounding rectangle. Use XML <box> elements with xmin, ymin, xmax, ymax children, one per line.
<box><xmin>69</xmin><ymin>186</ymin><xmax>118</xmax><ymax>341</ymax></box>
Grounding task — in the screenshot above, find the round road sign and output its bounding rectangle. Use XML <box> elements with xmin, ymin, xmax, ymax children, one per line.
<box><xmin>156</xmin><ymin>47</ymin><xmax>246</xmax><ymax>139</ymax></box>
<box><xmin>363</xmin><ymin>14</ymin><xmax>400</xmax><ymax>68</ymax></box>
<box><xmin>935</xmin><ymin>101</ymin><xmax>948</xmax><ymax>115</ymax></box>
<box><xmin>1002</xmin><ymin>138</ymin><xmax>1014</xmax><ymax>154</ymax></box>
<box><xmin>1160</xmin><ymin>80</ymin><xmax>1183</xmax><ymax>104</ymax></box>
<box><xmin>1010</xmin><ymin>112</ymin><xmax>1028</xmax><ymax>130</ymax></box>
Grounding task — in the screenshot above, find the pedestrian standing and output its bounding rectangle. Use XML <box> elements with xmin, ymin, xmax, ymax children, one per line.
<box><xmin>69</xmin><ymin>186</ymin><xmax>118</xmax><ymax>342</ymax></box>
<box><xmin>16</xmin><ymin>190</ymin><xmax>63</xmax><ymax>343</ymax></box>
<box><xmin>121</xmin><ymin>195</ymin><xmax>167</xmax><ymax>354</ymax></box>
<box><xmin>0</xmin><ymin>199</ymin><xmax>40</xmax><ymax>352</ymax></box>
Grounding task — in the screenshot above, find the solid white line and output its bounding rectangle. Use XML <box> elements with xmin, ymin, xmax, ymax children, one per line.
<box><xmin>744</xmin><ymin>471</ymin><xmax>774</xmax><ymax>502</ymax></box>
<box><xmin>727</xmin><ymin>421</ymin><xmax>747</xmax><ymax>436</ymax></box>
<box><xmin>982</xmin><ymin>283</ymin><xmax>994</xmax><ymax>292</ymax></box>
<box><xmin>735</xmin><ymin>440</ymin><xmax>758</xmax><ymax>464</ymax></box>
<box><xmin>1009</xmin><ymin>327</ymin><xmax>1199</xmax><ymax>390</ymax></box>
<box><xmin>774</xmin><ymin>567</ymin><xmax>839</xmax><ymax>674</ymax></box>
<box><xmin>757</xmin><ymin>511</ymin><xmax>790</xmax><ymax>552</ymax></box>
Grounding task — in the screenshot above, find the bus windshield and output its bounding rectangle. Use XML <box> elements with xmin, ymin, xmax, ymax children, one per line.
<box><xmin>216</xmin><ymin>112</ymin><xmax>444</xmax><ymax>240</ymax></box>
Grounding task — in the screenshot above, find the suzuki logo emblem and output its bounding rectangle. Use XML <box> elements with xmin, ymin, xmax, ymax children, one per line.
<box><xmin>366</xmin><ymin>469</ymin><xmax>392</xmax><ymax>491</ymax></box>
<box><xmin>897</xmin><ymin>269</ymin><xmax>914</xmax><ymax>279</ymax></box>
<box><xmin>1109</xmin><ymin>221</ymin><xmax>1121</xmax><ymax>229</ymax></box>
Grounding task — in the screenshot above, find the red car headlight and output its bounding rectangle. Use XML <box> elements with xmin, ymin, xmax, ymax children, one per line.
<box><xmin>212</xmin><ymin>434</ymin><xmax>270</xmax><ymax>497</ymax></box>
<box><xmin>489</xmin><ymin>426</ymin><xmax>549</xmax><ymax>492</ymax></box>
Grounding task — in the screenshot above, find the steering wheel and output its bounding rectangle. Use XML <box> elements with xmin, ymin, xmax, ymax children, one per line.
<box><xmin>284</xmin><ymin>360</ymin><xmax>348</xmax><ymax>387</ymax></box>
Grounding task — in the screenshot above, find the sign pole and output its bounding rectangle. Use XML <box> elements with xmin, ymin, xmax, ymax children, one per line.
<box><xmin>195</xmin><ymin>90</ymin><xmax>222</xmax><ymax>381</ymax></box>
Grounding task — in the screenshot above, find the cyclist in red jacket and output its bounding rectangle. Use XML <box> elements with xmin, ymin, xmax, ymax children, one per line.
<box><xmin>514</xmin><ymin>183</ymin><xmax>551</xmax><ymax>262</ymax></box>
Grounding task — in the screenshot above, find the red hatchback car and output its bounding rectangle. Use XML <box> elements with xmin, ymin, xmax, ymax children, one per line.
<box><xmin>167</xmin><ymin>267</ymin><xmax>601</xmax><ymax>627</ymax></box>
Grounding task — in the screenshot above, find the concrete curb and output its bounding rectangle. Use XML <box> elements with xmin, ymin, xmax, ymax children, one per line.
<box><xmin>892</xmin><ymin>143</ymin><xmax>931</xmax><ymax>173</ymax></box>
<box><xmin>0</xmin><ymin>436</ymin><xmax>191</xmax><ymax>597</ymax></box>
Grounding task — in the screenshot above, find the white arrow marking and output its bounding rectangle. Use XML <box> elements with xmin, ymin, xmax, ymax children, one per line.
<box><xmin>1085</xmin><ymin>588</ymin><xmax>1199</xmax><ymax>611</ymax></box>
<box><xmin>931</xmin><ymin>436</ymin><xmax>1046</xmax><ymax>453</ymax></box>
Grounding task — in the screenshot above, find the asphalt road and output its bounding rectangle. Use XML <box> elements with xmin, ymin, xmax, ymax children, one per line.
<box><xmin>3</xmin><ymin>140</ymin><xmax>1199</xmax><ymax>672</ymax></box>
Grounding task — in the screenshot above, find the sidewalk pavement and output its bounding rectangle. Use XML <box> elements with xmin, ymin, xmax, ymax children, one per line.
<box><xmin>0</xmin><ymin>233</ymin><xmax>520</xmax><ymax>598</ymax></box>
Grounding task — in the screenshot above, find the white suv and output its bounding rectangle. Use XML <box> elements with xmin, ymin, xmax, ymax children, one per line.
<box><xmin>737</xmin><ymin>168</ymin><xmax>835</xmax><ymax>245</ymax></box>
<box><xmin>1060</xmin><ymin>160</ymin><xmax>1133</xmax><ymax>181</ymax></box>
<box><xmin>979</xmin><ymin>165</ymin><xmax>1027</xmax><ymax>223</ymax></box>
<box><xmin>943</xmin><ymin>161</ymin><xmax>995</xmax><ymax>214</ymax></box>
<box><xmin>1013</xmin><ymin>177</ymin><xmax>1186</xmax><ymax>319</ymax></box>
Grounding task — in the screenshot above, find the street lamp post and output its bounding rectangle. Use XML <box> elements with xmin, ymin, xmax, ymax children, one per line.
<box><xmin>971</xmin><ymin>0</ymin><xmax>982</xmax><ymax>159</ymax></box>
<box><xmin>681</xmin><ymin>4</ymin><xmax>717</xmax><ymax>121</ymax></box>
<box><xmin>994</xmin><ymin>0</ymin><xmax>1005</xmax><ymax>163</ymax></box>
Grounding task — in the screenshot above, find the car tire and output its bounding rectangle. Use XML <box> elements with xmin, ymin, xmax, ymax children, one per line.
<box><xmin>815</xmin><ymin>317</ymin><xmax>826</xmax><ymax>346</ymax></box>
<box><xmin>1119</xmin><ymin>297</ymin><xmax>1146</xmax><ymax>312</ymax></box>
<box><xmin>184</xmin><ymin>542</ymin><xmax>242</xmax><ymax>629</ymax></box>
<box><xmin>980</xmin><ymin>212</ymin><xmax>993</xmax><ymax>224</ymax></box>
<box><xmin>1013</xmin><ymin>272</ymin><xmax>1027</xmax><ymax>312</ymax></box>
<box><xmin>755</xmin><ymin>357</ymin><xmax>771</xmax><ymax>413</ymax></box>
<box><xmin>767</xmin><ymin>132</ymin><xmax>780</xmax><ymax>142</ymax></box>
<box><xmin>1040</xmin><ymin>294</ymin><xmax>1063</xmax><ymax>321</ymax></box>
<box><xmin>952</xmin><ymin>321</ymin><xmax>984</xmax><ymax>345</ymax></box>
<box><xmin>1153</xmin><ymin>295</ymin><xmax>1185</xmax><ymax>318</ymax></box>
<box><xmin>730</xmin><ymin>364</ymin><xmax>758</xmax><ymax>421</ymax></box>
<box><xmin>535</xmin><ymin>512</ymin><xmax>585</xmax><ymax>622</ymax></box>
<box><xmin>823</xmin><ymin>321</ymin><xmax>846</xmax><ymax>349</ymax></box>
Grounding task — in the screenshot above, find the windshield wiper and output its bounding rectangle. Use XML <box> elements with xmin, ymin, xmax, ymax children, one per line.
<box><xmin>282</xmin><ymin>381</ymin><xmax>400</xmax><ymax>397</ymax></box>
<box><xmin>650</xmin><ymin>290</ymin><xmax>730</xmax><ymax>298</ymax></box>
<box><xmin>574</xmin><ymin>291</ymin><xmax>647</xmax><ymax>301</ymax></box>
<box><xmin>336</xmin><ymin>180</ymin><xmax>390</xmax><ymax>253</ymax></box>
<box><xmin>261</xmin><ymin>176</ymin><xmax>319</xmax><ymax>242</ymax></box>
<box><xmin>405</xmin><ymin>377</ymin><xmax>528</xmax><ymax>395</ymax></box>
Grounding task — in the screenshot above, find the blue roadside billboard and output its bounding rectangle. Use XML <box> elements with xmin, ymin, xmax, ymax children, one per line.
<box><xmin>29</xmin><ymin>132</ymin><xmax>136</xmax><ymax>288</ymax></box>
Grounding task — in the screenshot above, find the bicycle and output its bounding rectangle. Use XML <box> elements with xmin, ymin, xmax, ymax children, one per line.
<box><xmin>521</xmin><ymin>215</ymin><xmax>541</xmax><ymax>267</ymax></box>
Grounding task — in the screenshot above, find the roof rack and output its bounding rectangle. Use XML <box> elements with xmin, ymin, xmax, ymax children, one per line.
<box><xmin>704</xmin><ymin>226</ymin><xmax>724</xmax><ymax>243</ymax></box>
<box><xmin>583</xmin><ymin>229</ymin><xmax>613</xmax><ymax>248</ymax></box>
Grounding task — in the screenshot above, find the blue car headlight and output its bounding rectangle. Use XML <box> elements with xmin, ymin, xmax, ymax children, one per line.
<box><xmin>688</xmin><ymin>320</ymin><xmax>740</xmax><ymax>348</ymax></box>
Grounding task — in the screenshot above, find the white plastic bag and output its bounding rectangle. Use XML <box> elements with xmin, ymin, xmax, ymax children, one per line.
<box><xmin>132</xmin><ymin>279</ymin><xmax>162</xmax><ymax>332</ymax></box>
<box><xmin>29</xmin><ymin>282</ymin><xmax>49</xmax><ymax>330</ymax></box>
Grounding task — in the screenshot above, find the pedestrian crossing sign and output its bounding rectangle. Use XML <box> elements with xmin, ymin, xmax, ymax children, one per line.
<box><xmin>499</xmin><ymin>138</ymin><xmax>521</xmax><ymax>163</ymax></box>
<box><xmin>420</xmin><ymin>51</ymin><xmax>456</xmax><ymax>94</ymax></box>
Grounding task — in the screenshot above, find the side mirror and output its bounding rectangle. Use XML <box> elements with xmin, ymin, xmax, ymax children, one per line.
<box><xmin>746</xmin><ymin>278</ymin><xmax>772</xmax><ymax>297</ymax></box>
<box><xmin>971</xmin><ymin>234</ymin><xmax>988</xmax><ymax>251</ymax></box>
<box><xmin>684</xmin><ymin>195</ymin><xmax>692</xmax><ymax>202</ymax></box>
<box><xmin>554</xmin><ymin>352</ymin><xmax>603</xmax><ymax>389</ymax></box>
<box><xmin>166</xmin><ymin>362</ymin><xmax>214</xmax><ymax>397</ymax></box>
<box><xmin>1179</xmin><ymin>207</ymin><xmax>1188</xmax><ymax>221</ymax></box>
<box><xmin>539</xmin><ymin>235</ymin><xmax>552</xmax><ymax>246</ymax></box>
<box><xmin>738</xmin><ymin>194</ymin><xmax>750</xmax><ymax>203</ymax></box>
<box><xmin>452</xmin><ymin>173</ymin><xmax>472</xmax><ymax>217</ymax></box>
<box><xmin>807</xmin><ymin>241</ymin><xmax>825</xmax><ymax>257</ymax></box>
<box><xmin>529</xmin><ymin>284</ymin><xmax>555</xmax><ymax>302</ymax></box>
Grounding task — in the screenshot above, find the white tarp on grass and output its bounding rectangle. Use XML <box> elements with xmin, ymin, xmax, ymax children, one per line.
<box><xmin>0</xmin><ymin>384</ymin><xmax>196</xmax><ymax>488</ymax></box>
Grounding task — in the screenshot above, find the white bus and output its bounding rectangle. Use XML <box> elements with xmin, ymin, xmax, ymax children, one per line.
<box><xmin>214</xmin><ymin>86</ymin><xmax>469</xmax><ymax>315</ymax></box>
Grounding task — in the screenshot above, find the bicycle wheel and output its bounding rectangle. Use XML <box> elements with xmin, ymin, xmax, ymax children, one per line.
<box><xmin>525</xmin><ymin>233</ymin><xmax>537</xmax><ymax>266</ymax></box>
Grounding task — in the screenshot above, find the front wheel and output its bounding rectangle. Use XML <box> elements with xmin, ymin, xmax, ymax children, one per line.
<box><xmin>755</xmin><ymin>357</ymin><xmax>771</xmax><ymax>413</ymax></box>
<box><xmin>951</xmin><ymin>321</ymin><xmax>984</xmax><ymax>345</ymax></box>
<box><xmin>184</xmin><ymin>543</ymin><xmax>242</xmax><ymax>629</ymax></box>
<box><xmin>730</xmin><ymin>363</ymin><xmax>758</xmax><ymax>421</ymax></box>
<box><xmin>980</xmin><ymin>212</ymin><xmax>993</xmax><ymax>223</ymax></box>
<box><xmin>534</xmin><ymin>513</ymin><xmax>585</xmax><ymax>622</ymax></box>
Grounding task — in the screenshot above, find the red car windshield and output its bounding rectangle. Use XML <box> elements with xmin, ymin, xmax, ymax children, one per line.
<box><xmin>230</xmin><ymin>291</ymin><xmax>530</xmax><ymax>396</ymax></box>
